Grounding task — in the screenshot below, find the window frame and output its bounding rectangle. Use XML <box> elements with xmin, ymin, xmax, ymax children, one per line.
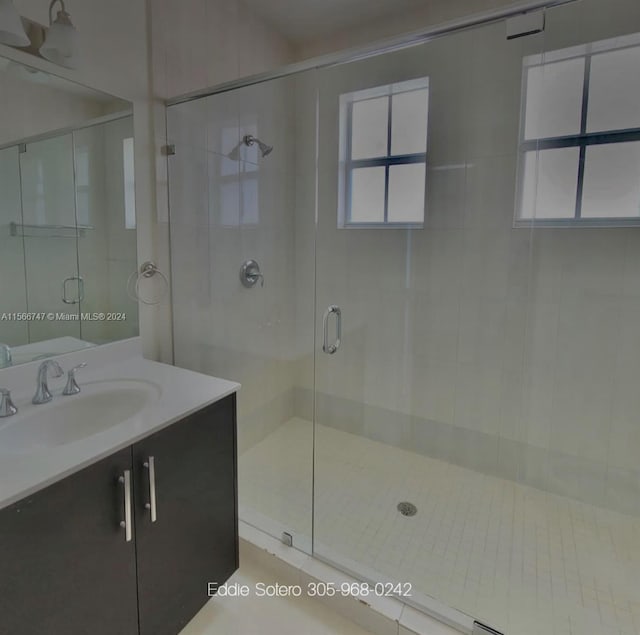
<box><xmin>516</xmin><ymin>34</ymin><xmax>640</xmax><ymax>227</ymax></box>
<box><xmin>339</xmin><ymin>78</ymin><xmax>429</xmax><ymax>229</ymax></box>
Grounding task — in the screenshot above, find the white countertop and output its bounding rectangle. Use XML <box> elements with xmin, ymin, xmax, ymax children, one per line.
<box><xmin>0</xmin><ymin>342</ymin><xmax>239</xmax><ymax>511</ymax></box>
<box><xmin>7</xmin><ymin>336</ymin><xmax>96</xmax><ymax>366</ymax></box>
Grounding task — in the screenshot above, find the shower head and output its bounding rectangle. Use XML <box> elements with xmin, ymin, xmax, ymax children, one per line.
<box><xmin>243</xmin><ymin>134</ymin><xmax>273</xmax><ymax>157</ymax></box>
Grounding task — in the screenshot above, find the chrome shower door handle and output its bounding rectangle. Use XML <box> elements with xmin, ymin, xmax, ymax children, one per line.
<box><xmin>322</xmin><ymin>305</ymin><xmax>342</xmax><ymax>354</ymax></box>
<box><xmin>118</xmin><ymin>470</ymin><xmax>133</xmax><ymax>542</ymax></box>
<box><xmin>77</xmin><ymin>276</ymin><xmax>85</xmax><ymax>302</ymax></box>
<box><xmin>143</xmin><ymin>456</ymin><xmax>157</xmax><ymax>523</ymax></box>
<box><xmin>62</xmin><ymin>276</ymin><xmax>84</xmax><ymax>304</ymax></box>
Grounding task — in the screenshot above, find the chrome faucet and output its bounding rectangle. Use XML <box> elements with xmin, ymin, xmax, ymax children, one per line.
<box><xmin>32</xmin><ymin>360</ymin><xmax>64</xmax><ymax>404</ymax></box>
<box><xmin>0</xmin><ymin>343</ymin><xmax>12</xmax><ymax>368</ymax></box>
<box><xmin>0</xmin><ymin>389</ymin><xmax>17</xmax><ymax>417</ymax></box>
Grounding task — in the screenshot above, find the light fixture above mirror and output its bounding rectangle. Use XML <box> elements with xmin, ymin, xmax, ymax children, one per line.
<box><xmin>0</xmin><ymin>0</ymin><xmax>79</xmax><ymax>69</ymax></box>
<box><xmin>40</xmin><ymin>0</ymin><xmax>78</xmax><ymax>68</ymax></box>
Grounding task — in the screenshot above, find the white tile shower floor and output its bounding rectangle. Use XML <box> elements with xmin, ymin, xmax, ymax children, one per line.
<box><xmin>239</xmin><ymin>418</ymin><xmax>640</xmax><ymax>635</ymax></box>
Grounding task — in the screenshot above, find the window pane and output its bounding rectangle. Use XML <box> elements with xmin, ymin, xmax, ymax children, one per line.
<box><xmin>350</xmin><ymin>167</ymin><xmax>385</xmax><ymax>223</ymax></box>
<box><xmin>351</xmin><ymin>97</ymin><xmax>388</xmax><ymax>159</ymax></box>
<box><xmin>388</xmin><ymin>163</ymin><xmax>425</xmax><ymax>223</ymax></box>
<box><xmin>220</xmin><ymin>182</ymin><xmax>240</xmax><ymax>226</ymax></box>
<box><xmin>587</xmin><ymin>46</ymin><xmax>640</xmax><ymax>132</ymax></box>
<box><xmin>581</xmin><ymin>142</ymin><xmax>640</xmax><ymax>218</ymax></box>
<box><xmin>123</xmin><ymin>137</ymin><xmax>136</xmax><ymax>229</ymax></box>
<box><xmin>520</xmin><ymin>148</ymin><xmax>579</xmax><ymax>219</ymax></box>
<box><xmin>524</xmin><ymin>58</ymin><xmax>585</xmax><ymax>140</ymax></box>
<box><xmin>242</xmin><ymin>176</ymin><xmax>259</xmax><ymax>224</ymax></box>
<box><xmin>391</xmin><ymin>89</ymin><xmax>428</xmax><ymax>155</ymax></box>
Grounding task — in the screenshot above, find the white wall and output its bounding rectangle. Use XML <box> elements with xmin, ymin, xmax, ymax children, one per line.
<box><xmin>150</xmin><ymin>0</ymin><xmax>294</xmax><ymax>100</ymax></box>
<box><xmin>0</xmin><ymin>73</ymin><xmax>110</xmax><ymax>146</ymax></box>
<box><xmin>295</xmin><ymin>0</ymin><xmax>520</xmax><ymax>60</ymax></box>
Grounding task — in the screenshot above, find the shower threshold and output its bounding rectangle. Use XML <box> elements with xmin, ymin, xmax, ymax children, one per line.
<box><xmin>239</xmin><ymin>520</ymin><xmax>471</xmax><ymax>635</ymax></box>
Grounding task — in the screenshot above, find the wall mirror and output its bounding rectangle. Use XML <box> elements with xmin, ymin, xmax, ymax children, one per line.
<box><xmin>0</xmin><ymin>56</ymin><xmax>138</xmax><ymax>367</ymax></box>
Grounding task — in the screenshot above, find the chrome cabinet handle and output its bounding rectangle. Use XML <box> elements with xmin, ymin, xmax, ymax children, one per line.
<box><xmin>322</xmin><ymin>305</ymin><xmax>342</xmax><ymax>354</ymax></box>
<box><xmin>62</xmin><ymin>276</ymin><xmax>84</xmax><ymax>305</ymax></box>
<box><xmin>118</xmin><ymin>470</ymin><xmax>133</xmax><ymax>542</ymax></box>
<box><xmin>143</xmin><ymin>457</ymin><xmax>157</xmax><ymax>523</ymax></box>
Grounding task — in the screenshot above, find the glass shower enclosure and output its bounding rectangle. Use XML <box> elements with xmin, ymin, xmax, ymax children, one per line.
<box><xmin>167</xmin><ymin>0</ymin><xmax>640</xmax><ymax>632</ymax></box>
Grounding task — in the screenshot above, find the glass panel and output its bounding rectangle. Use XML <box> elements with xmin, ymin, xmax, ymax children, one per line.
<box><xmin>167</xmin><ymin>71</ymin><xmax>317</xmax><ymax>555</ymax></box>
<box><xmin>520</xmin><ymin>147</ymin><xmax>579</xmax><ymax>219</ymax></box>
<box><xmin>391</xmin><ymin>89</ymin><xmax>429</xmax><ymax>155</ymax></box>
<box><xmin>73</xmin><ymin>117</ymin><xmax>139</xmax><ymax>345</ymax></box>
<box><xmin>525</xmin><ymin>6</ymin><xmax>640</xmax><ymax>635</ymax></box>
<box><xmin>351</xmin><ymin>96</ymin><xmax>388</xmax><ymax>159</ymax></box>
<box><xmin>524</xmin><ymin>57</ymin><xmax>585</xmax><ymax>140</ymax></box>
<box><xmin>588</xmin><ymin>45</ymin><xmax>640</xmax><ymax>132</ymax></box>
<box><xmin>350</xmin><ymin>166</ymin><xmax>385</xmax><ymax>223</ymax></box>
<box><xmin>19</xmin><ymin>134</ymin><xmax>81</xmax><ymax>342</ymax></box>
<box><xmin>20</xmin><ymin>135</ymin><xmax>76</xmax><ymax>227</ymax></box>
<box><xmin>387</xmin><ymin>163</ymin><xmax>425</xmax><ymax>223</ymax></box>
<box><xmin>0</xmin><ymin>146</ymin><xmax>29</xmax><ymax>354</ymax></box>
<box><xmin>582</xmin><ymin>141</ymin><xmax>640</xmax><ymax>218</ymax></box>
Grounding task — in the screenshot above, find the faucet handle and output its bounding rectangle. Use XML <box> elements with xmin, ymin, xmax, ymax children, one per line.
<box><xmin>0</xmin><ymin>389</ymin><xmax>17</xmax><ymax>418</ymax></box>
<box><xmin>0</xmin><ymin>343</ymin><xmax>12</xmax><ymax>368</ymax></box>
<box><xmin>63</xmin><ymin>363</ymin><xmax>87</xmax><ymax>396</ymax></box>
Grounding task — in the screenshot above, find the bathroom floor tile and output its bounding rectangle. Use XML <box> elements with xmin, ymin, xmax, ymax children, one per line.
<box><xmin>179</xmin><ymin>559</ymin><xmax>377</xmax><ymax>635</ymax></box>
<box><xmin>239</xmin><ymin>418</ymin><xmax>640</xmax><ymax>635</ymax></box>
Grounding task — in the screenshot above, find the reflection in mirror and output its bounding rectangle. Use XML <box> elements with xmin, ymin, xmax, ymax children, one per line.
<box><xmin>0</xmin><ymin>57</ymin><xmax>138</xmax><ymax>367</ymax></box>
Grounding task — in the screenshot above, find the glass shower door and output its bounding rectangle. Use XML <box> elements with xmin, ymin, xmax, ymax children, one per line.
<box><xmin>312</xmin><ymin>17</ymin><xmax>547</xmax><ymax>634</ymax></box>
<box><xmin>19</xmin><ymin>134</ymin><xmax>82</xmax><ymax>342</ymax></box>
<box><xmin>0</xmin><ymin>145</ymin><xmax>29</xmax><ymax>352</ymax></box>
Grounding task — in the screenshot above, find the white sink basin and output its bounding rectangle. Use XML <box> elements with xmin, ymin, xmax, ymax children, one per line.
<box><xmin>0</xmin><ymin>379</ymin><xmax>162</xmax><ymax>453</ymax></box>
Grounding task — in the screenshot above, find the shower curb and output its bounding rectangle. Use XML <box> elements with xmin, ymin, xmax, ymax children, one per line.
<box><xmin>239</xmin><ymin>521</ymin><xmax>466</xmax><ymax>635</ymax></box>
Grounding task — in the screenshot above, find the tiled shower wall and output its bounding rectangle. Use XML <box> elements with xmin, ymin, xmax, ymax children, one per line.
<box><xmin>298</xmin><ymin>0</ymin><xmax>640</xmax><ymax>516</ymax></box>
<box><xmin>169</xmin><ymin>77</ymin><xmax>312</xmax><ymax>454</ymax></box>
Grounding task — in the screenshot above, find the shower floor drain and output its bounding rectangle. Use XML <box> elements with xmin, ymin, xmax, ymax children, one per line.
<box><xmin>397</xmin><ymin>502</ymin><xmax>417</xmax><ymax>517</ymax></box>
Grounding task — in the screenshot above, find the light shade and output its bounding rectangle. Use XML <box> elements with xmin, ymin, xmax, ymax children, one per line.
<box><xmin>0</xmin><ymin>0</ymin><xmax>30</xmax><ymax>47</ymax></box>
<box><xmin>40</xmin><ymin>3</ymin><xmax>78</xmax><ymax>69</ymax></box>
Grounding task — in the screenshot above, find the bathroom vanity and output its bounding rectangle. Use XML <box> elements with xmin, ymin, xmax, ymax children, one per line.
<box><xmin>0</xmin><ymin>341</ymin><xmax>240</xmax><ymax>635</ymax></box>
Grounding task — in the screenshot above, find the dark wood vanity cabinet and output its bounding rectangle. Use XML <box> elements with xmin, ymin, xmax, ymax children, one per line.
<box><xmin>0</xmin><ymin>394</ymin><xmax>238</xmax><ymax>635</ymax></box>
<box><xmin>134</xmin><ymin>396</ymin><xmax>238</xmax><ymax>635</ymax></box>
<box><xmin>0</xmin><ymin>447</ymin><xmax>139</xmax><ymax>635</ymax></box>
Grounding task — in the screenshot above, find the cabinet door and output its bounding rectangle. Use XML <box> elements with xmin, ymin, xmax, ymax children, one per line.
<box><xmin>134</xmin><ymin>395</ymin><xmax>238</xmax><ymax>635</ymax></box>
<box><xmin>0</xmin><ymin>448</ymin><xmax>138</xmax><ymax>635</ymax></box>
